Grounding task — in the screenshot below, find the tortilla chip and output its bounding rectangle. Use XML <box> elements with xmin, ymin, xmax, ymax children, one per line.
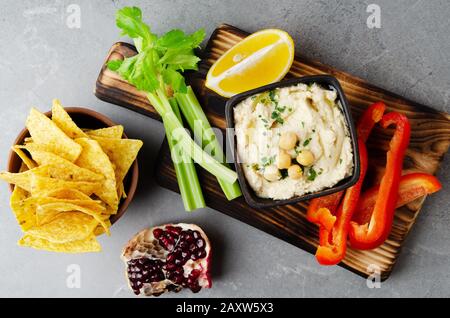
<box><xmin>51</xmin><ymin>99</ymin><xmax>87</xmax><ymax>139</ymax></box>
<box><xmin>86</xmin><ymin>125</ymin><xmax>124</xmax><ymax>139</ymax></box>
<box><xmin>22</xmin><ymin>196</ymin><xmax>104</xmax><ymax>215</ymax></box>
<box><xmin>118</xmin><ymin>182</ymin><xmax>127</xmax><ymax>199</ymax></box>
<box><xmin>26</xmin><ymin>108</ymin><xmax>82</xmax><ymax>162</ymax></box>
<box><xmin>26</xmin><ymin>149</ymin><xmax>104</xmax><ymax>182</ymax></box>
<box><xmin>10</xmin><ymin>186</ymin><xmax>35</xmax><ymax>231</ymax></box>
<box><xmin>30</xmin><ymin>175</ymin><xmax>101</xmax><ymax>197</ymax></box>
<box><xmin>26</xmin><ymin>211</ymin><xmax>98</xmax><ymax>243</ymax></box>
<box><xmin>18</xmin><ymin>234</ymin><xmax>101</xmax><ymax>253</ymax></box>
<box><xmin>0</xmin><ymin>167</ymin><xmax>47</xmax><ymax>192</ymax></box>
<box><xmin>75</xmin><ymin>138</ymin><xmax>118</xmax><ymax>209</ymax></box>
<box><xmin>43</xmin><ymin>188</ymin><xmax>92</xmax><ymax>200</ymax></box>
<box><xmin>35</xmin><ymin>202</ymin><xmax>109</xmax><ymax>234</ymax></box>
<box><xmin>90</xmin><ymin>136</ymin><xmax>142</xmax><ymax>185</ymax></box>
<box><xmin>12</xmin><ymin>146</ymin><xmax>36</xmax><ymax>169</ymax></box>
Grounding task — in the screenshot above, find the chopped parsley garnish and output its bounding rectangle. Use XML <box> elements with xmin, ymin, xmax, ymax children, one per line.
<box><xmin>303</xmin><ymin>137</ymin><xmax>312</xmax><ymax>147</ymax></box>
<box><xmin>261</xmin><ymin>155</ymin><xmax>276</xmax><ymax>167</ymax></box>
<box><xmin>307</xmin><ymin>167</ymin><xmax>317</xmax><ymax>181</ymax></box>
<box><xmin>271</xmin><ymin>111</ymin><xmax>284</xmax><ymax>124</ymax></box>
<box><xmin>339</xmin><ymin>158</ymin><xmax>343</xmax><ymax>164</ymax></box>
<box><xmin>269</xmin><ymin>90</ymin><xmax>278</xmax><ymax>103</ymax></box>
<box><xmin>301</xmin><ymin>121</ymin><xmax>305</xmax><ymax>128</ymax></box>
<box><xmin>270</xmin><ymin>104</ymin><xmax>286</xmax><ymax>125</ymax></box>
<box><xmin>275</xmin><ymin>105</ymin><xmax>286</xmax><ymax>113</ymax></box>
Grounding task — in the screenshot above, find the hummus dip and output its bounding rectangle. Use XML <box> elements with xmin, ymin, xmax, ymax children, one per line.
<box><xmin>234</xmin><ymin>83</ymin><xmax>353</xmax><ymax>200</ymax></box>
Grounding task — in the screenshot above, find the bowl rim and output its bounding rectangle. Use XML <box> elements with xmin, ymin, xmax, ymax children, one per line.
<box><xmin>6</xmin><ymin>106</ymin><xmax>139</xmax><ymax>225</ymax></box>
<box><xmin>225</xmin><ymin>75</ymin><xmax>361</xmax><ymax>209</ymax></box>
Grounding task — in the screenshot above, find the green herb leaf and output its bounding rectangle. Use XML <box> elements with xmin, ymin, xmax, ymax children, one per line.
<box><xmin>271</xmin><ymin>111</ymin><xmax>284</xmax><ymax>124</ymax></box>
<box><xmin>269</xmin><ymin>90</ymin><xmax>278</xmax><ymax>103</ymax></box>
<box><xmin>115</xmin><ymin>7</ymin><xmax>156</xmax><ymax>51</ymax></box>
<box><xmin>107</xmin><ymin>59</ymin><xmax>123</xmax><ymax>71</ymax></box>
<box><xmin>307</xmin><ymin>167</ymin><xmax>317</xmax><ymax>181</ymax></box>
<box><xmin>109</xmin><ymin>7</ymin><xmax>205</xmax><ymax>94</ymax></box>
<box><xmin>303</xmin><ymin>137</ymin><xmax>312</xmax><ymax>147</ymax></box>
<box><xmin>162</xmin><ymin>68</ymin><xmax>187</xmax><ymax>93</ymax></box>
<box><xmin>261</xmin><ymin>155</ymin><xmax>275</xmax><ymax>167</ymax></box>
<box><xmin>275</xmin><ymin>105</ymin><xmax>286</xmax><ymax>113</ymax></box>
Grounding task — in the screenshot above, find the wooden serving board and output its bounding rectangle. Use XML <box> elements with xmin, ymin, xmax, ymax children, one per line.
<box><xmin>95</xmin><ymin>24</ymin><xmax>450</xmax><ymax>281</ymax></box>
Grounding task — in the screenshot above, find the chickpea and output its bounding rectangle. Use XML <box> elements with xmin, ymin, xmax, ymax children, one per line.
<box><xmin>288</xmin><ymin>164</ymin><xmax>303</xmax><ymax>180</ymax></box>
<box><xmin>279</xmin><ymin>132</ymin><xmax>298</xmax><ymax>150</ymax></box>
<box><xmin>263</xmin><ymin>165</ymin><xmax>281</xmax><ymax>182</ymax></box>
<box><xmin>277</xmin><ymin>151</ymin><xmax>291</xmax><ymax>169</ymax></box>
<box><xmin>296</xmin><ymin>150</ymin><xmax>315</xmax><ymax>166</ymax></box>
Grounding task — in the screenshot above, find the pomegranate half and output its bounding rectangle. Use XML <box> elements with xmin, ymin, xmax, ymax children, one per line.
<box><xmin>121</xmin><ymin>223</ymin><xmax>212</xmax><ymax>296</ymax></box>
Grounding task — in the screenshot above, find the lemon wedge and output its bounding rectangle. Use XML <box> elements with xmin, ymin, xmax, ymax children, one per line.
<box><xmin>205</xmin><ymin>29</ymin><xmax>295</xmax><ymax>98</ymax></box>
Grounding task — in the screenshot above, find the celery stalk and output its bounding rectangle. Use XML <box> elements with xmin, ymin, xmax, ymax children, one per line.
<box><xmin>108</xmin><ymin>6</ymin><xmax>239</xmax><ymax>209</ymax></box>
<box><xmin>148</xmin><ymin>92</ymin><xmax>238</xmax><ymax>184</ymax></box>
<box><xmin>163</xmin><ymin>98</ymin><xmax>205</xmax><ymax>211</ymax></box>
<box><xmin>175</xmin><ymin>87</ymin><xmax>242</xmax><ymax>200</ymax></box>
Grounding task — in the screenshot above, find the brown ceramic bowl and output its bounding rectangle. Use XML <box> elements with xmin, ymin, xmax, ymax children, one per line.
<box><xmin>6</xmin><ymin>107</ymin><xmax>139</xmax><ymax>225</ymax></box>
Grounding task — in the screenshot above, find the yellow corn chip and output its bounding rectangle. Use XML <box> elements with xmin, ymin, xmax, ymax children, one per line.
<box><xmin>35</xmin><ymin>202</ymin><xmax>109</xmax><ymax>235</ymax></box>
<box><xmin>10</xmin><ymin>186</ymin><xmax>35</xmax><ymax>231</ymax></box>
<box><xmin>31</xmin><ymin>175</ymin><xmax>101</xmax><ymax>197</ymax></box>
<box><xmin>75</xmin><ymin>138</ymin><xmax>118</xmax><ymax>209</ymax></box>
<box><xmin>117</xmin><ymin>182</ymin><xmax>127</xmax><ymax>199</ymax></box>
<box><xmin>26</xmin><ymin>149</ymin><xmax>104</xmax><ymax>182</ymax></box>
<box><xmin>94</xmin><ymin>213</ymin><xmax>113</xmax><ymax>236</ymax></box>
<box><xmin>21</xmin><ymin>196</ymin><xmax>105</xmax><ymax>215</ymax></box>
<box><xmin>86</xmin><ymin>125</ymin><xmax>124</xmax><ymax>139</ymax></box>
<box><xmin>51</xmin><ymin>99</ymin><xmax>87</xmax><ymax>138</ymax></box>
<box><xmin>25</xmin><ymin>108</ymin><xmax>82</xmax><ymax>162</ymax></box>
<box><xmin>12</xmin><ymin>146</ymin><xmax>36</xmax><ymax>169</ymax></box>
<box><xmin>18</xmin><ymin>234</ymin><xmax>101</xmax><ymax>253</ymax></box>
<box><xmin>26</xmin><ymin>211</ymin><xmax>98</xmax><ymax>243</ymax></box>
<box><xmin>43</xmin><ymin>188</ymin><xmax>92</xmax><ymax>200</ymax></box>
<box><xmin>0</xmin><ymin>166</ymin><xmax>48</xmax><ymax>192</ymax></box>
<box><xmin>90</xmin><ymin>136</ymin><xmax>142</xmax><ymax>185</ymax></box>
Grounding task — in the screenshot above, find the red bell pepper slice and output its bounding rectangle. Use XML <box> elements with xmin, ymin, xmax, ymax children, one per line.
<box><xmin>306</xmin><ymin>192</ymin><xmax>341</xmax><ymax>232</ymax></box>
<box><xmin>356</xmin><ymin>101</ymin><xmax>386</xmax><ymax>143</ymax></box>
<box><xmin>306</xmin><ymin>101</ymin><xmax>386</xmax><ymax>231</ymax></box>
<box><xmin>315</xmin><ymin>138</ymin><xmax>368</xmax><ymax>265</ymax></box>
<box><xmin>349</xmin><ymin>112</ymin><xmax>411</xmax><ymax>250</ymax></box>
<box><xmin>352</xmin><ymin>173</ymin><xmax>442</xmax><ymax>224</ymax></box>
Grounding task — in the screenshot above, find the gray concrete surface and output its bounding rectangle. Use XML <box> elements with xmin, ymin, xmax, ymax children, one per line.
<box><xmin>0</xmin><ymin>0</ymin><xmax>449</xmax><ymax>298</ymax></box>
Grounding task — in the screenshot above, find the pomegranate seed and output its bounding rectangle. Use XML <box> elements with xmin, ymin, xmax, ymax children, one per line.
<box><xmin>196</xmin><ymin>238</ymin><xmax>205</xmax><ymax>248</ymax></box>
<box><xmin>166</xmin><ymin>225</ymin><xmax>182</xmax><ymax>235</ymax></box>
<box><xmin>153</xmin><ymin>228</ymin><xmax>163</xmax><ymax>238</ymax></box>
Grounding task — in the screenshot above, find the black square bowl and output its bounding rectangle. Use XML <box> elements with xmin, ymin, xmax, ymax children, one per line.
<box><xmin>225</xmin><ymin>75</ymin><xmax>360</xmax><ymax>209</ymax></box>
